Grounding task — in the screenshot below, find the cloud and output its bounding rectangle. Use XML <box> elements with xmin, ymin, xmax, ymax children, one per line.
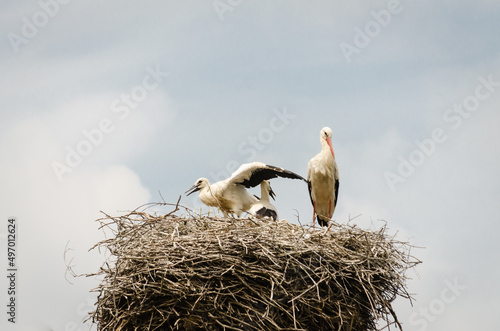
<box><xmin>1</xmin><ymin>1</ymin><xmax>499</xmax><ymax>329</ymax></box>
<box><xmin>0</xmin><ymin>108</ymin><xmax>154</xmax><ymax>329</ymax></box>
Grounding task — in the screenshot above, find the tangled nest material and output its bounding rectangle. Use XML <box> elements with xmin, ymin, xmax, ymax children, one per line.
<box><xmin>88</xmin><ymin>202</ymin><xmax>420</xmax><ymax>330</ymax></box>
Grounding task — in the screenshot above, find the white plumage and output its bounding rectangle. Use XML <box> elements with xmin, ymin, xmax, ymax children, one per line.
<box><xmin>186</xmin><ymin>177</ymin><xmax>256</xmax><ymax>217</ymax></box>
<box><xmin>307</xmin><ymin>127</ymin><xmax>339</xmax><ymax>227</ymax></box>
<box><xmin>186</xmin><ymin>162</ymin><xmax>305</xmax><ymax>217</ymax></box>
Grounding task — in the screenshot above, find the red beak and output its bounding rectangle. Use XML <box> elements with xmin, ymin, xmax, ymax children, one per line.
<box><xmin>326</xmin><ymin>137</ymin><xmax>335</xmax><ymax>158</ymax></box>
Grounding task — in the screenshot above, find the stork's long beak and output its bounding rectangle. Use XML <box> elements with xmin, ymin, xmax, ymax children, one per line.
<box><xmin>269</xmin><ymin>187</ymin><xmax>276</xmax><ymax>201</ymax></box>
<box><xmin>326</xmin><ymin>137</ymin><xmax>335</xmax><ymax>158</ymax></box>
<box><xmin>185</xmin><ymin>185</ymin><xmax>200</xmax><ymax>196</ymax></box>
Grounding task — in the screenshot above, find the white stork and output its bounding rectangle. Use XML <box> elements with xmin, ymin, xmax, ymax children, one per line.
<box><xmin>307</xmin><ymin>127</ymin><xmax>339</xmax><ymax>227</ymax></box>
<box><xmin>248</xmin><ymin>180</ymin><xmax>278</xmax><ymax>221</ymax></box>
<box><xmin>186</xmin><ymin>162</ymin><xmax>305</xmax><ymax>217</ymax></box>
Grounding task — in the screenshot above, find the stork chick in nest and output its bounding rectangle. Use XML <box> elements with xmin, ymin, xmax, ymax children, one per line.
<box><xmin>248</xmin><ymin>180</ymin><xmax>278</xmax><ymax>221</ymax></box>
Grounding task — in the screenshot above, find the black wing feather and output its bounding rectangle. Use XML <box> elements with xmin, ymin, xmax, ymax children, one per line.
<box><xmin>255</xmin><ymin>207</ymin><xmax>278</xmax><ymax>221</ymax></box>
<box><xmin>307</xmin><ymin>180</ymin><xmax>314</xmax><ymax>206</ymax></box>
<box><xmin>239</xmin><ymin>164</ymin><xmax>306</xmax><ymax>188</ymax></box>
<box><xmin>333</xmin><ymin>178</ymin><xmax>339</xmax><ymax>209</ymax></box>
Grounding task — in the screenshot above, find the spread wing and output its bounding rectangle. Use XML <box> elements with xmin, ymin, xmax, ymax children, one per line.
<box><xmin>228</xmin><ymin>162</ymin><xmax>306</xmax><ymax>188</ymax></box>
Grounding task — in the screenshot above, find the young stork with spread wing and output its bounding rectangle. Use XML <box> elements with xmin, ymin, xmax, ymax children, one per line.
<box><xmin>186</xmin><ymin>162</ymin><xmax>306</xmax><ymax>217</ymax></box>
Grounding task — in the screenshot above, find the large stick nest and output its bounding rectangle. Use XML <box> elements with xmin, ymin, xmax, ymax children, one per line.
<box><xmin>89</xmin><ymin>202</ymin><xmax>420</xmax><ymax>330</ymax></box>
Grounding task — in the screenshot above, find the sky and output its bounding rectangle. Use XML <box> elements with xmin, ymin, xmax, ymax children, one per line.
<box><xmin>1</xmin><ymin>0</ymin><xmax>499</xmax><ymax>330</ymax></box>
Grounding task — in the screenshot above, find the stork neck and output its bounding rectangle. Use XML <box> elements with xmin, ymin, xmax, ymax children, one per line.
<box><xmin>261</xmin><ymin>184</ymin><xmax>269</xmax><ymax>201</ymax></box>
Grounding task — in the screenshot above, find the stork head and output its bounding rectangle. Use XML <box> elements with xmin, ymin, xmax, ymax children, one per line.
<box><xmin>320</xmin><ymin>127</ymin><xmax>335</xmax><ymax>158</ymax></box>
<box><xmin>185</xmin><ymin>178</ymin><xmax>209</xmax><ymax>196</ymax></box>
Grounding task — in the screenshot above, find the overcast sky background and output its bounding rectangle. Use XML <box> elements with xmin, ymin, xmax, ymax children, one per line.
<box><xmin>1</xmin><ymin>1</ymin><xmax>499</xmax><ymax>330</ymax></box>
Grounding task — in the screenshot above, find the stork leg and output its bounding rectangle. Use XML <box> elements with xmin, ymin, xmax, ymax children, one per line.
<box><xmin>329</xmin><ymin>200</ymin><xmax>332</xmax><ymax>219</ymax></box>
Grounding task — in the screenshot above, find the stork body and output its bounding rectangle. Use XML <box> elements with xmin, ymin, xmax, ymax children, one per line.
<box><xmin>248</xmin><ymin>180</ymin><xmax>278</xmax><ymax>221</ymax></box>
<box><xmin>187</xmin><ymin>177</ymin><xmax>257</xmax><ymax>217</ymax></box>
<box><xmin>307</xmin><ymin>127</ymin><xmax>339</xmax><ymax>227</ymax></box>
<box><xmin>186</xmin><ymin>162</ymin><xmax>305</xmax><ymax>217</ymax></box>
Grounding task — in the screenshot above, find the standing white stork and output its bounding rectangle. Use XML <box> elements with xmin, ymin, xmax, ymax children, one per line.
<box><xmin>186</xmin><ymin>162</ymin><xmax>305</xmax><ymax>217</ymax></box>
<box><xmin>307</xmin><ymin>127</ymin><xmax>339</xmax><ymax>227</ymax></box>
<box><xmin>248</xmin><ymin>180</ymin><xmax>278</xmax><ymax>221</ymax></box>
